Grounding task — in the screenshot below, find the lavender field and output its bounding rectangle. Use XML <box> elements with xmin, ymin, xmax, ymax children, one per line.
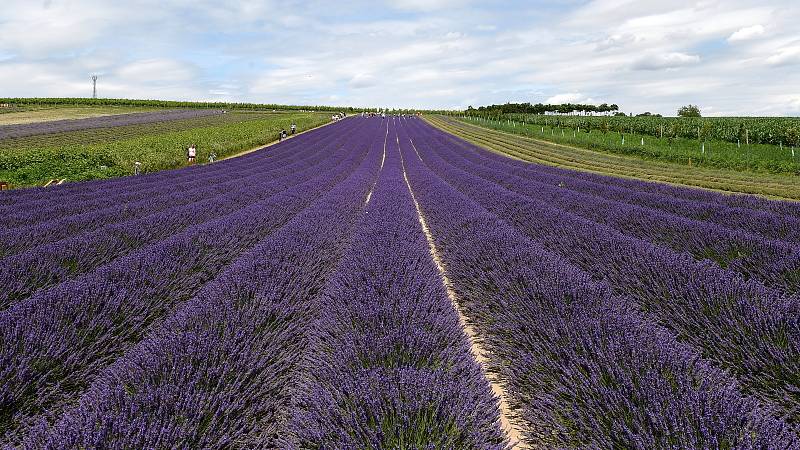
<box><xmin>0</xmin><ymin>109</ymin><xmax>223</xmax><ymax>140</ymax></box>
<box><xmin>1</xmin><ymin>115</ymin><xmax>799</xmax><ymax>448</ymax></box>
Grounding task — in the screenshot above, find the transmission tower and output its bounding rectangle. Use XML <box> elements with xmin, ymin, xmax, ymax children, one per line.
<box><xmin>91</xmin><ymin>75</ymin><xmax>98</xmax><ymax>99</ymax></box>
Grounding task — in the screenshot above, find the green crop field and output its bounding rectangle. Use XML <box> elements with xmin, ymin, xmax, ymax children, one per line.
<box><xmin>502</xmin><ymin>113</ymin><xmax>800</xmax><ymax>147</ymax></box>
<box><xmin>0</xmin><ymin>110</ymin><xmax>329</xmax><ymax>187</ymax></box>
<box><xmin>430</xmin><ymin>115</ymin><xmax>800</xmax><ymax>200</ymax></box>
<box><xmin>457</xmin><ymin>114</ymin><xmax>800</xmax><ymax>174</ymax></box>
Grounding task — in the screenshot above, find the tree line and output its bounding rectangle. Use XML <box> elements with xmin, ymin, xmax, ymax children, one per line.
<box><xmin>466</xmin><ymin>102</ymin><xmax>621</xmax><ymax>116</ymax></box>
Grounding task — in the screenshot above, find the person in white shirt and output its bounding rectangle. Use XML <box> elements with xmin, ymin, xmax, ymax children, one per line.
<box><xmin>187</xmin><ymin>144</ymin><xmax>197</xmax><ymax>164</ymax></box>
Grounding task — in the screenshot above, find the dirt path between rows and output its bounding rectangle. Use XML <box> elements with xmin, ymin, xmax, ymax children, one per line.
<box><xmin>218</xmin><ymin>117</ymin><xmax>340</xmax><ymax>162</ymax></box>
<box><xmin>399</xmin><ymin>137</ymin><xmax>527</xmax><ymax>448</ymax></box>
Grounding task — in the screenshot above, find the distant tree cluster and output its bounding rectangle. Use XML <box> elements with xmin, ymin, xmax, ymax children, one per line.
<box><xmin>677</xmin><ymin>104</ymin><xmax>702</xmax><ymax>117</ymax></box>
<box><xmin>466</xmin><ymin>102</ymin><xmax>620</xmax><ymax>116</ymax></box>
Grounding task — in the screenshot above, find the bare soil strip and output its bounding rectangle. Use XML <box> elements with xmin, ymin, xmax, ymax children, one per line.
<box><xmin>398</xmin><ymin>141</ymin><xmax>527</xmax><ymax>448</ymax></box>
<box><xmin>364</xmin><ymin>120</ymin><xmax>390</xmax><ymax>206</ymax></box>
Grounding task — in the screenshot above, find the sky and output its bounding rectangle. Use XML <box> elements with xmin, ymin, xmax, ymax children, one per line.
<box><xmin>1</xmin><ymin>0</ymin><xmax>798</xmax><ymax>116</ymax></box>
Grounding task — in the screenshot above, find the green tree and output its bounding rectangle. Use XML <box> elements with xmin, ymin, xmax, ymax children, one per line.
<box><xmin>677</xmin><ymin>104</ymin><xmax>702</xmax><ymax>117</ymax></box>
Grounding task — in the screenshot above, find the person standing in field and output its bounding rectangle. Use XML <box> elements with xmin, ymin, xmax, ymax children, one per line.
<box><xmin>187</xmin><ymin>144</ymin><xmax>197</xmax><ymax>164</ymax></box>
<box><xmin>291</xmin><ymin>122</ymin><xmax>297</xmax><ymax>135</ymax></box>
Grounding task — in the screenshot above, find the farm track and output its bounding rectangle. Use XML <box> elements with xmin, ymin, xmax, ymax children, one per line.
<box><xmin>428</xmin><ymin>115</ymin><xmax>800</xmax><ymax>200</ymax></box>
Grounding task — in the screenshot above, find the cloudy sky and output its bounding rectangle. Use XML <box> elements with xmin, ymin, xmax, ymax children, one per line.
<box><xmin>1</xmin><ymin>0</ymin><xmax>798</xmax><ymax>115</ymax></box>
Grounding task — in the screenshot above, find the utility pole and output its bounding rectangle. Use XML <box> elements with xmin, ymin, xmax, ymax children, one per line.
<box><xmin>91</xmin><ymin>75</ymin><xmax>98</xmax><ymax>99</ymax></box>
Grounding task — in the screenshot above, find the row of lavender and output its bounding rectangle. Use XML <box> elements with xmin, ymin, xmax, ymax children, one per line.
<box><xmin>0</xmin><ymin>118</ymin><xmax>376</xmax><ymax>444</ymax></box>
<box><xmin>398</xmin><ymin>117</ymin><xmax>799</xmax><ymax>447</ymax></box>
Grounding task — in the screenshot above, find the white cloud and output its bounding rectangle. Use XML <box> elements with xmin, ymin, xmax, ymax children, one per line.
<box><xmin>386</xmin><ymin>0</ymin><xmax>468</xmax><ymax>12</ymax></box>
<box><xmin>349</xmin><ymin>73</ymin><xmax>376</xmax><ymax>89</ymax></box>
<box><xmin>545</xmin><ymin>93</ymin><xmax>595</xmax><ymax>104</ymax></box>
<box><xmin>728</xmin><ymin>24</ymin><xmax>765</xmax><ymax>42</ymax></box>
<box><xmin>631</xmin><ymin>52</ymin><xmax>701</xmax><ymax>71</ymax></box>
<box><xmin>789</xmin><ymin>96</ymin><xmax>800</xmax><ymax>112</ymax></box>
<box><xmin>0</xmin><ymin>1</ymin><xmax>118</xmax><ymax>57</ymax></box>
<box><xmin>766</xmin><ymin>45</ymin><xmax>800</xmax><ymax>66</ymax></box>
<box><xmin>116</xmin><ymin>59</ymin><xmax>195</xmax><ymax>83</ymax></box>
